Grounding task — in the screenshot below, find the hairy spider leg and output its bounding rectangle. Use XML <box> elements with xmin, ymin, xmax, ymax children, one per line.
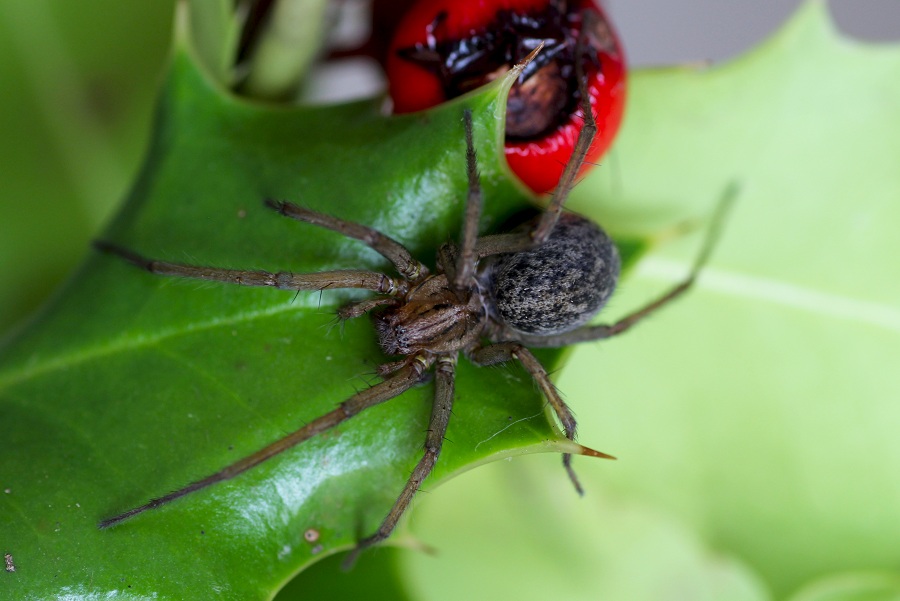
<box><xmin>455</xmin><ymin>14</ymin><xmax>599</xmax><ymax>261</ymax></box>
<box><xmin>530</xmin><ymin>8</ymin><xmax>598</xmax><ymax>245</ymax></box>
<box><xmin>451</xmin><ymin>110</ymin><xmax>483</xmax><ymax>292</ymax></box>
<box><xmin>467</xmin><ymin>343</ymin><xmax>614</xmax><ymax>495</ymax></box>
<box><xmin>93</xmin><ymin>241</ymin><xmax>404</xmax><ymax>295</ymax></box>
<box><xmin>337</xmin><ymin>297</ymin><xmax>401</xmax><ymax>320</ymax></box>
<box><xmin>264</xmin><ymin>199</ymin><xmax>430</xmax><ymax>283</ymax></box>
<box><xmin>98</xmin><ymin>359</ymin><xmax>430</xmax><ymax>529</ymax></box>
<box><xmin>516</xmin><ymin>182</ymin><xmax>739</xmax><ymax>349</ymax></box>
<box><xmin>438</xmin><ymin>109</ymin><xmax>486</xmax><ymax>297</ymax></box>
<box><xmin>343</xmin><ymin>353</ymin><xmax>458</xmax><ymax>568</ymax></box>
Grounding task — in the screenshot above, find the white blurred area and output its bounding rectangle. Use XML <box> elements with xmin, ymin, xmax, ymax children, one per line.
<box><xmin>606</xmin><ymin>0</ymin><xmax>900</xmax><ymax>65</ymax></box>
<box><xmin>303</xmin><ymin>0</ymin><xmax>900</xmax><ymax>104</ymax></box>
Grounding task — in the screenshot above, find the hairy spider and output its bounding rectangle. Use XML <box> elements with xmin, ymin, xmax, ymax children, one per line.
<box><xmin>95</xmin><ymin>66</ymin><xmax>729</xmax><ymax>567</ymax></box>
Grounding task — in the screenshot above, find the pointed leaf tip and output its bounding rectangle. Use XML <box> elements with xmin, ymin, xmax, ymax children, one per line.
<box><xmin>577</xmin><ymin>444</ymin><xmax>617</xmax><ymax>460</ymax></box>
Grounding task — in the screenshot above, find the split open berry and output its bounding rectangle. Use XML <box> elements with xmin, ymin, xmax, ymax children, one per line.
<box><xmin>386</xmin><ymin>0</ymin><xmax>626</xmax><ymax>193</ymax></box>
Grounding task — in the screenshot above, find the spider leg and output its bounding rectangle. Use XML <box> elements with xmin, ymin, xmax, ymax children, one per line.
<box><xmin>530</xmin><ymin>14</ymin><xmax>597</xmax><ymax>245</ymax></box>
<box><xmin>518</xmin><ymin>278</ymin><xmax>693</xmax><ymax>348</ymax></box>
<box><xmin>468</xmin><ymin>343</ymin><xmax>585</xmax><ymax>495</ymax></box>
<box><xmin>343</xmin><ymin>353</ymin><xmax>457</xmax><ymax>568</ymax></box>
<box><xmin>438</xmin><ymin>110</ymin><xmax>483</xmax><ymax>295</ymax></box>
<box><xmin>465</xmin><ymin>31</ymin><xmax>598</xmax><ymax>262</ymax></box>
<box><xmin>448</xmin><ymin>110</ymin><xmax>483</xmax><ymax>293</ymax></box>
<box><xmin>471</xmin><ymin>232</ymin><xmax>536</xmax><ymax>258</ymax></box>
<box><xmin>264</xmin><ymin>199</ymin><xmax>429</xmax><ymax>282</ymax></box>
<box><xmin>337</xmin><ymin>297</ymin><xmax>400</xmax><ymax>320</ymax></box>
<box><xmin>515</xmin><ymin>183</ymin><xmax>737</xmax><ymax>348</ymax></box>
<box><xmin>99</xmin><ymin>357</ymin><xmax>431</xmax><ymax>530</ymax></box>
<box><xmin>94</xmin><ymin>241</ymin><xmax>405</xmax><ymax>295</ymax></box>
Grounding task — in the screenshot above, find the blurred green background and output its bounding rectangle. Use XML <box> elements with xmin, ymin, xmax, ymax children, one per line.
<box><xmin>0</xmin><ymin>1</ymin><xmax>175</xmax><ymax>335</ymax></box>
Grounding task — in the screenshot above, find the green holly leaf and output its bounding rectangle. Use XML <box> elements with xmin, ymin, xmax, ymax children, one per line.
<box><xmin>0</xmin><ymin>8</ymin><xmax>641</xmax><ymax>599</ymax></box>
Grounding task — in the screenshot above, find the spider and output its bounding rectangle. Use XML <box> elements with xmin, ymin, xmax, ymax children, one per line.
<box><xmin>94</xmin><ymin>65</ymin><xmax>729</xmax><ymax>567</ymax></box>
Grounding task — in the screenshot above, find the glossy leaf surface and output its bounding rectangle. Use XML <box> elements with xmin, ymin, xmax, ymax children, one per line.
<box><xmin>0</xmin><ymin>30</ymin><xmax>635</xmax><ymax>598</ymax></box>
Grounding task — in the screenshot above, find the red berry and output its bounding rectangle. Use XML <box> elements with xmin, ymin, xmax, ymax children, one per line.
<box><xmin>386</xmin><ymin>0</ymin><xmax>626</xmax><ymax>194</ymax></box>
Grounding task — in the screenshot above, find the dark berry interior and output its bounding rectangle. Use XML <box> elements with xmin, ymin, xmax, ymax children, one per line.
<box><xmin>396</xmin><ymin>2</ymin><xmax>602</xmax><ymax>140</ymax></box>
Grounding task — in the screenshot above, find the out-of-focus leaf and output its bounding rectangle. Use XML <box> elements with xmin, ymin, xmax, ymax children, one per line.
<box><xmin>788</xmin><ymin>572</ymin><xmax>900</xmax><ymax>601</ymax></box>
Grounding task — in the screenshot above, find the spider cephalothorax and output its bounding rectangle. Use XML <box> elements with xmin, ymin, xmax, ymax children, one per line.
<box><xmin>374</xmin><ymin>272</ymin><xmax>488</xmax><ymax>356</ymax></box>
<box><xmin>95</xmin><ymin>82</ymin><xmax>725</xmax><ymax>566</ymax></box>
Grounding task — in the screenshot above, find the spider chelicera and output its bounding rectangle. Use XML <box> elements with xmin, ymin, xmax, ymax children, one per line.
<box><xmin>95</xmin><ymin>64</ymin><xmax>728</xmax><ymax>567</ymax></box>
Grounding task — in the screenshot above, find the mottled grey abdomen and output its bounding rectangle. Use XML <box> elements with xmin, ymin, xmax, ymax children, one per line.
<box><xmin>489</xmin><ymin>213</ymin><xmax>620</xmax><ymax>336</ymax></box>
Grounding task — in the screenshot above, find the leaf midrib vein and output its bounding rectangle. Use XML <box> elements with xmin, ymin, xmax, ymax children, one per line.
<box><xmin>0</xmin><ymin>302</ymin><xmax>310</xmax><ymax>390</ymax></box>
<box><xmin>639</xmin><ymin>258</ymin><xmax>900</xmax><ymax>333</ymax></box>
<box><xmin>150</xmin><ymin>342</ymin><xmax>282</xmax><ymax>431</ymax></box>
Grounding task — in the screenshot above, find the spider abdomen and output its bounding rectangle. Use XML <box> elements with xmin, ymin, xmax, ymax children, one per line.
<box><xmin>490</xmin><ymin>213</ymin><xmax>620</xmax><ymax>336</ymax></box>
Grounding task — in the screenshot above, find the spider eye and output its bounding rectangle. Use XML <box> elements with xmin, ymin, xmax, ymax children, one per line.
<box><xmin>490</xmin><ymin>213</ymin><xmax>620</xmax><ymax>335</ymax></box>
